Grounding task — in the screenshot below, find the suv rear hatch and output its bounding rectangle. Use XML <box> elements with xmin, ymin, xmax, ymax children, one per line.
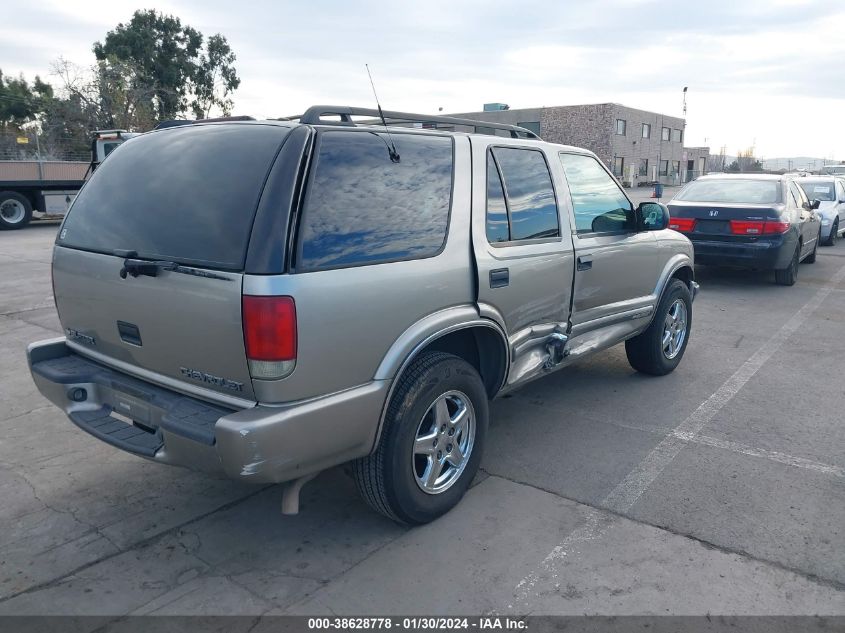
<box><xmin>54</xmin><ymin>123</ymin><xmax>291</xmax><ymax>402</ymax></box>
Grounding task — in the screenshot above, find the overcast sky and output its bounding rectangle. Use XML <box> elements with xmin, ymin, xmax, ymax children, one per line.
<box><xmin>3</xmin><ymin>0</ymin><xmax>844</xmax><ymax>159</ymax></box>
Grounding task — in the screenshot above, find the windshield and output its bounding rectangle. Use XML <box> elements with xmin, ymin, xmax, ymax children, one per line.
<box><xmin>60</xmin><ymin>124</ymin><xmax>289</xmax><ymax>270</ymax></box>
<box><xmin>675</xmin><ymin>179</ymin><xmax>781</xmax><ymax>204</ymax></box>
<box><xmin>798</xmin><ymin>181</ymin><xmax>835</xmax><ymax>202</ymax></box>
<box><xmin>822</xmin><ymin>166</ymin><xmax>845</xmax><ymax>175</ymax></box>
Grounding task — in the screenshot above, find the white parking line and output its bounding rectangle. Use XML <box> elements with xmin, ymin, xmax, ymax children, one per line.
<box><xmin>510</xmin><ymin>262</ymin><xmax>845</xmax><ymax>612</ymax></box>
<box><xmin>603</xmin><ymin>261</ymin><xmax>845</xmax><ymax>514</ymax></box>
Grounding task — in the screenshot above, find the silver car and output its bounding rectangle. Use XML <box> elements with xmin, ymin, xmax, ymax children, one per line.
<box><xmin>27</xmin><ymin>106</ymin><xmax>697</xmax><ymax>524</ymax></box>
<box><xmin>798</xmin><ymin>177</ymin><xmax>845</xmax><ymax>245</ymax></box>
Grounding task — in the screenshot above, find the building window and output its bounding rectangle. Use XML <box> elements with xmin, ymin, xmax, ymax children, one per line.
<box><xmin>672</xmin><ymin>128</ymin><xmax>683</xmax><ymax>143</ymax></box>
<box><xmin>672</xmin><ymin>160</ymin><xmax>681</xmax><ymax>175</ymax></box>
<box><xmin>659</xmin><ymin>160</ymin><xmax>669</xmax><ymax>176</ymax></box>
<box><xmin>616</xmin><ymin>119</ymin><xmax>627</xmax><ymax>136</ymax></box>
<box><xmin>518</xmin><ymin>121</ymin><xmax>540</xmax><ymax>135</ymax></box>
<box><xmin>642</xmin><ymin>123</ymin><xmax>651</xmax><ymax>139</ymax></box>
<box><xmin>661</xmin><ymin>127</ymin><xmax>670</xmax><ymax>141</ymax></box>
<box><xmin>639</xmin><ymin>158</ymin><xmax>649</xmax><ymax>177</ymax></box>
<box><xmin>613</xmin><ymin>156</ymin><xmax>625</xmax><ymax>178</ymax></box>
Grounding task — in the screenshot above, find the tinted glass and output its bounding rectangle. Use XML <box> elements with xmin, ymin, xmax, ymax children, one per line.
<box><xmin>799</xmin><ymin>181</ymin><xmax>835</xmax><ymax>201</ymax></box>
<box><xmin>486</xmin><ymin>154</ymin><xmax>509</xmax><ymax>243</ymax></box>
<box><xmin>675</xmin><ymin>179</ymin><xmax>781</xmax><ymax>204</ymax></box>
<box><xmin>60</xmin><ymin>124</ymin><xmax>289</xmax><ymax>270</ymax></box>
<box><xmin>560</xmin><ymin>153</ymin><xmax>634</xmax><ymax>234</ymax></box>
<box><xmin>790</xmin><ymin>182</ymin><xmax>808</xmax><ymax>207</ymax></box>
<box><xmin>298</xmin><ymin>131</ymin><xmax>452</xmax><ymax>270</ymax></box>
<box><xmin>494</xmin><ymin>147</ymin><xmax>559</xmax><ymax>241</ymax></box>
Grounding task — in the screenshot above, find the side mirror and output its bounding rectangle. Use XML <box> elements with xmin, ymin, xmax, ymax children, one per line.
<box><xmin>637</xmin><ymin>201</ymin><xmax>670</xmax><ymax>231</ymax></box>
<box><xmin>808</xmin><ymin>199</ymin><xmax>821</xmax><ymax>210</ymax></box>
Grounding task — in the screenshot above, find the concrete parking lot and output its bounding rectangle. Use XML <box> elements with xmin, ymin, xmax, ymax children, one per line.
<box><xmin>0</xmin><ymin>223</ymin><xmax>843</xmax><ymax>618</ymax></box>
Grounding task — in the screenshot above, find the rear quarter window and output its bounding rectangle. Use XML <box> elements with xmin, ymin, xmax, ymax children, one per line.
<box><xmin>297</xmin><ymin>131</ymin><xmax>453</xmax><ymax>271</ymax></box>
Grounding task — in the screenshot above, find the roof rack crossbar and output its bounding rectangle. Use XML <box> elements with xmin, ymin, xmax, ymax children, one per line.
<box><xmin>286</xmin><ymin>106</ymin><xmax>541</xmax><ymax>140</ymax></box>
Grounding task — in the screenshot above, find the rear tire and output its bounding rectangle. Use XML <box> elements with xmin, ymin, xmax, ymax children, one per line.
<box><xmin>353</xmin><ymin>351</ymin><xmax>488</xmax><ymax>525</ymax></box>
<box><xmin>0</xmin><ymin>191</ymin><xmax>33</xmax><ymax>230</ymax></box>
<box><xmin>625</xmin><ymin>279</ymin><xmax>692</xmax><ymax>376</ymax></box>
<box><xmin>826</xmin><ymin>220</ymin><xmax>838</xmax><ymax>246</ymax></box>
<box><xmin>775</xmin><ymin>245</ymin><xmax>799</xmax><ymax>286</ymax></box>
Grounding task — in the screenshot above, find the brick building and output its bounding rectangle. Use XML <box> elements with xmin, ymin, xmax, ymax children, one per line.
<box><xmin>448</xmin><ymin>103</ymin><xmax>710</xmax><ymax>186</ymax></box>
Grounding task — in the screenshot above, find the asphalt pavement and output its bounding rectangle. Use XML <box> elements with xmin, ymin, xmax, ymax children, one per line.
<box><xmin>0</xmin><ymin>224</ymin><xmax>843</xmax><ymax>619</ymax></box>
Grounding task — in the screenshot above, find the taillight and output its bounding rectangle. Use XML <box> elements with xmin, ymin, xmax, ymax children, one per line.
<box><xmin>242</xmin><ymin>295</ymin><xmax>297</xmax><ymax>379</ymax></box>
<box><xmin>730</xmin><ymin>220</ymin><xmax>791</xmax><ymax>235</ymax></box>
<box><xmin>730</xmin><ymin>220</ymin><xmax>765</xmax><ymax>235</ymax></box>
<box><xmin>763</xmin><ymin>220</ymin><xmax>790</xmax><ymax>234</ymax></box>
<box><xmin>669</xmin><ymin>217</ymin><xmax>696</xmax><ymax>232</ymax></box>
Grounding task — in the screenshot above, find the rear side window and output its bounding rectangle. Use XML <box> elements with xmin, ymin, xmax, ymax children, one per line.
<box><xmin>485</xmin><ymin>147</ymin><xmax>559</xmax><ymax>244</ymax></box>
<box><xmin>298</xmin><ymin>131</ymin><xmax>453</xmax><ymax>271</ymax></box>
<box><xmin>559</xmin><ymin>153</ymin><xmax>634</xmax><ymax>234</ymax></box>
<box><xmin>60</xmin><ymin>124</ymin><xmax>289</xmax><ymax>270</ymax></box>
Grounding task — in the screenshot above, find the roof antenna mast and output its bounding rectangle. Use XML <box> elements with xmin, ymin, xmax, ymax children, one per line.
<box><xmin>366</xmin><ymin>64</ymin><xmax>400</xmax><ymax>163</ymax></box>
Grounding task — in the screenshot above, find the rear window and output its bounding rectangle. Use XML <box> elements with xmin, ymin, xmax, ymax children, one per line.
<box><xmin>60</xmin><ymin>124</ymin><xmax>289</xmax><ymax>270</ymax></box>
<box><xmin>675</xmin><ymin>179</ymin><xmax>781</xmax><ymax>204</ymax></box>
<box><xmin>798</xmin><ymin>181</ymin><xmax>835</xmax><ymax>201</ymax></box>
<box><xmin>297</xmin><ymin>131</ymin><xmax>453</xmax><ymax>271</ymax></box>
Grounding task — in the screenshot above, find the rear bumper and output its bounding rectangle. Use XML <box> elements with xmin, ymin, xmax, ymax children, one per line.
<box><xmin>689</xmin><ymin>235</ymin><xmax>794</xmax><ymax>270</ymax></box>
<box><xmin>27</xmin><ymin>339</ymin><xmax>387</xmax><ymax>483</ymax></box>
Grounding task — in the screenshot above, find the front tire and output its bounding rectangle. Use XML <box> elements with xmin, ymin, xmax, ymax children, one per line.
<box><xmin>805</xmin><ymin>233</ymin><xmax>819</xmax><ymax>263</ymax></box>
<box><xmin>353</xmin><ymin>352</ymin><xmax>488</xmax><ymax>525</ymax></box>
<box><xmin>0</xmin><ymin>191</ymin><xmax>33</xmax><ymax>230</ymax></box>
<box><xmin>625</xmin><ymin>279</ymin><xmax>692</xmax><ymax>376</ymax></box>
<box><xmin>826</xmin><ymin>220</ymin><xmax>838</xmax><ymax>246</ymax></box>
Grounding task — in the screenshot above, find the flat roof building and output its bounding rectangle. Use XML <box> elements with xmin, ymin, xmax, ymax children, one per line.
<box><xmin>448</xmin><ymin>103</ymin><xmax>709</xmax><ymax>187</ymax></box>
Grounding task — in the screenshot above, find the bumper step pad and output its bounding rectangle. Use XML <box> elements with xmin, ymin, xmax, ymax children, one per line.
<box><xmin>32</xmin><ymin>352</ymin><xmax>235</xmax><ymax>456</ymax></box>
<box><xmin>70</xmin><ymin>407</ymin><xmax>163</xmax><ymax>457</ymax></box>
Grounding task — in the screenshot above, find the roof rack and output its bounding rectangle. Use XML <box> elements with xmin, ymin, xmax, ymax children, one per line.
<box><xmin>153</xmin><ymin>115</ymin><xmax>256</xmax><ymax>130</ymax></box>
<box><xmin>282</xmin><ymin>106</ymin><xmax>541</xmax><ymax>140</ymax></box>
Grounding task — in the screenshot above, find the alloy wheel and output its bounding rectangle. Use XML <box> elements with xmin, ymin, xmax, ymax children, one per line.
<box><xmin>412</xmin><ymin>390</ymin><xmax>476</xmax><ymax>495</ymax></box>
<box><xmin>662</xmin><ymin>299</ymin><xmax>688</xmax><ymax>360</ymax></box>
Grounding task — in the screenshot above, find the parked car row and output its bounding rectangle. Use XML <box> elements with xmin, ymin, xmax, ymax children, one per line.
<box><xmin>666</xmin><ymin>173</ymin><xmax>834</xmax><ymax>285</ymax></box>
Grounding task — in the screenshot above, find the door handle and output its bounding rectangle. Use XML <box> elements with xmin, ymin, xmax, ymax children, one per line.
<box><xmin>577</xmin><ymin>255</ymin><xmax>593</xmax><ymax>271</ymax></box>
<box><xmin>489</xmin><ymin>268</ymin><xmax>509</xmax><ymax>288</ymax></box>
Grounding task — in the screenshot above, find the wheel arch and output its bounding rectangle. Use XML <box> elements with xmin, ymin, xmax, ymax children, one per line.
<box><xmin>371</xmin><ymin>309</ymin><xmax>509</xmax><ymax>452</ymax></box>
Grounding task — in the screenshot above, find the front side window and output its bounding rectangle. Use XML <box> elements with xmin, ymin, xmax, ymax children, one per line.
<box><xmin>837</xmin><ymin>181</ymin><xmax>845</xmax><ymax>201</ymax></box>
<box><xmin>790</xmin><ymin>182</ymin><xmax>808</xmax><ymax>208</ymax></box>
<box><xmin>298</xmin><ymin>131</ymin><xmax>453</xmax><ymax>271</ymax></box>
<box><xmin>642</xmin><ymin>123</ymin><xmax>651</xmax><ymax>139</ymax></box>
<box><xmin>616</xmin><ymin>119</ymin><xmax>627</xmax><ymax>135</ymax></box>
<box><xmin>485</xmin><ymin>147</ymin><xmax>560</xmax><ymax>243</ymax></box>
<box><xmin>560</xmin><ymin>152</ymin><xmax>634</xmax><ymax>234</ymax></box>
<box><xmin>662</xmin><ymin>127</ymin><xmax>671</xmax><ymax>141</ymax></box>
<box><xmin>672</xmin><ymin>128</ymin><xmax>683</xmax><ymax>143</ymax></box>
<box><xmin>659</xmin><ymin>160</ymin><xmax>669</xmax><ymax>176</ymax></box>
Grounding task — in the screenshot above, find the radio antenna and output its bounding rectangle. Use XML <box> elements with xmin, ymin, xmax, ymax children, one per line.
<box><xmin>366</xmin><ymin>64</ymin><xmax>400</xmax><ymax>163</ymax></box>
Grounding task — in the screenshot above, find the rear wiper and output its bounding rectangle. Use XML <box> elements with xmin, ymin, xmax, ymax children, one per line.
<box><xmin>117</xmin><ymin>252</ymin><xmax>178</xmax><ymax>279</ymax></box>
